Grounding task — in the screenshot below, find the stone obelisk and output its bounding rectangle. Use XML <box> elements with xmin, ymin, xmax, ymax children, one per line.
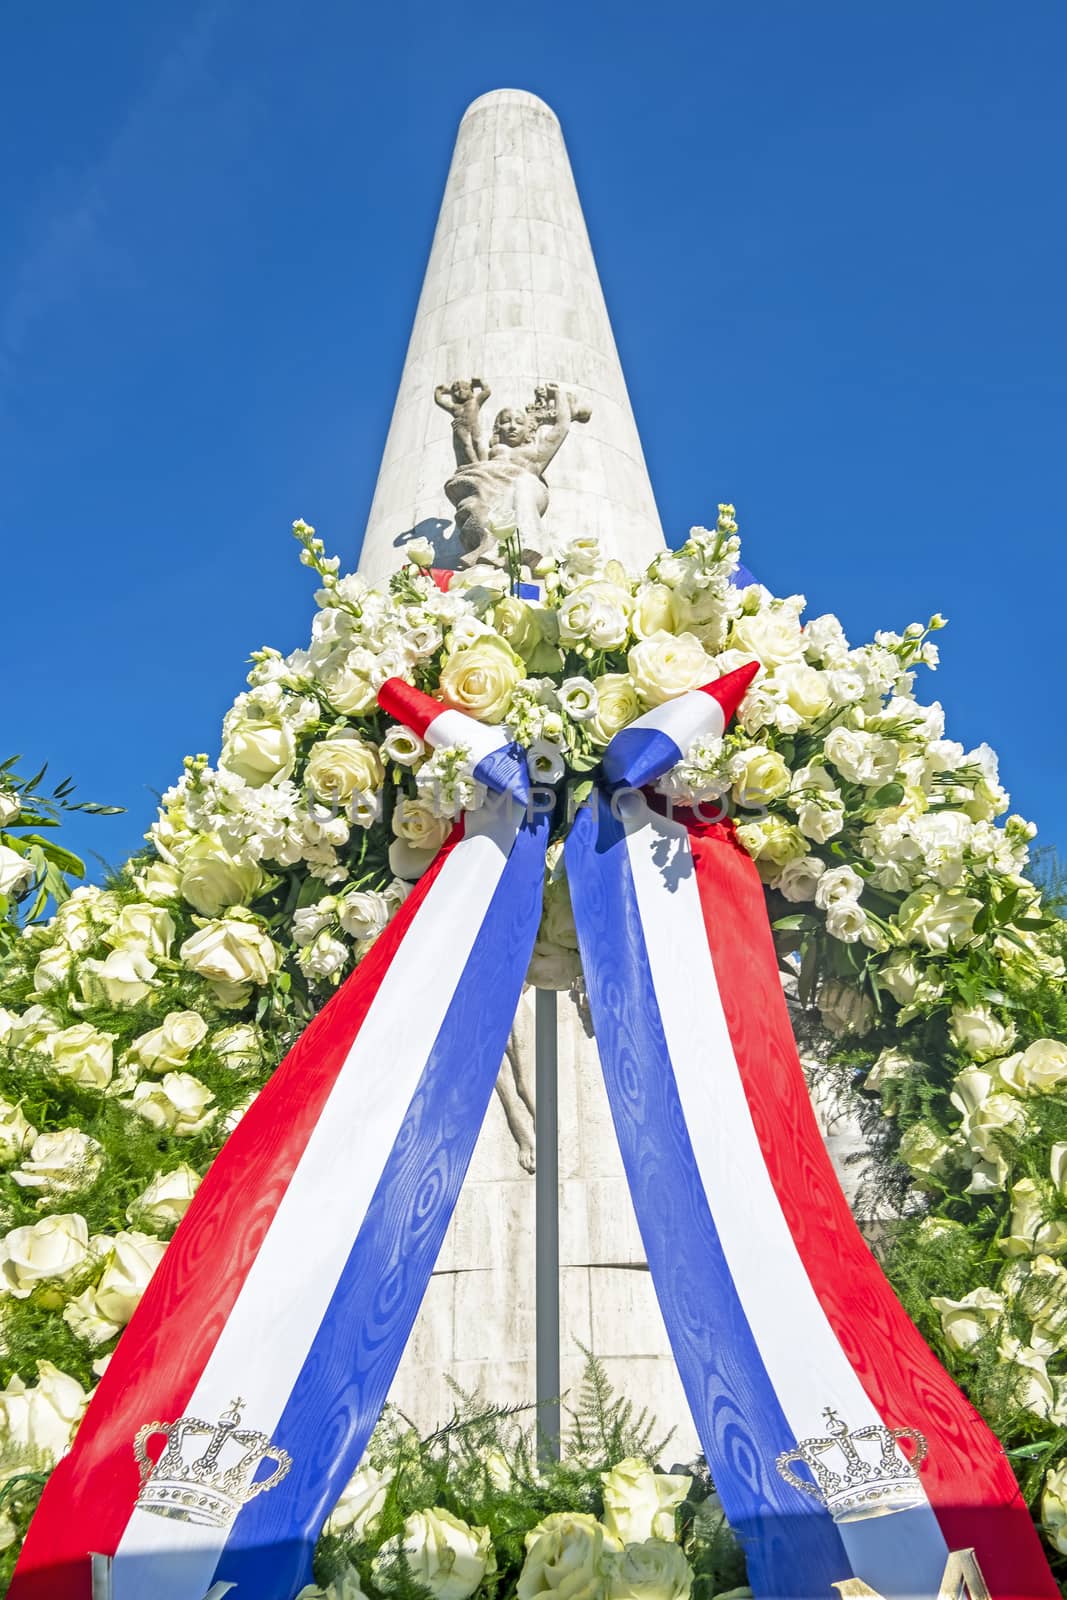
<box><xmin>356</xmin><ymin>90</ymin><xmax>699</xmax><ymax>1448</ymax></box>
<box><xmin>357</xmin><ymin>89</ymin><xmax>664</xmax><ymax>583</ymax></box>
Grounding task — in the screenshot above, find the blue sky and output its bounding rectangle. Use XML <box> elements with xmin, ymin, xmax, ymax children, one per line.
<box><xmin>3</xmin><ymin>1</ymin><xmax>1065</xmax><ymax>879</ymax></box>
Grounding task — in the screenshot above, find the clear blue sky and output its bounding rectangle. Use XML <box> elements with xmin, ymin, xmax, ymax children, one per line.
<box><xmin>3</xmin><ymin>2</ymin><xmax>1064</xmax><ymax>878</ymax></box>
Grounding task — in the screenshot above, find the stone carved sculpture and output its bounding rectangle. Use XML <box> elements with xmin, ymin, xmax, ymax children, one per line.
<box><xmin>434</xmin><ymin>378</ymin><xmax>492</xmax><ymax>466</ymax></box>
<box><xmin>441</xmin><ymin>382</ymin><xmax>591</xmax><ymax>567</ymax></box>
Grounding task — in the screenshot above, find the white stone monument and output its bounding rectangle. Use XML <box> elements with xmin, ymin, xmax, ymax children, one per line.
<box><xmin>357</xmin><ymin>88</ymin><xmax>700</xmax><ymax>1450</ymax></box>
<box><xmin>357</xmin><ymin>88</ymin><xmax>870</xmax><ymax>1454</ymax></box>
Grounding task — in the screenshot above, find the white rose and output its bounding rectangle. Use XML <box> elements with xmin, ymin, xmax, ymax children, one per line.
<box><xmin>997</xmin><ymin>1039</ymin><xmax>1067</xmax><ymax>1096</ymax></box>
<box><xmin>0</xmin><ymin>791</ymin><xmax>20</xmax><ymax>826</ymax></box>
<box><xmin>323</xmin><ymin>665</ymin><xmax>378</xmax><ymax>717</ymax></box>
<box><xmin>558</xmin><ymin>583</ymin><xmax>632</xmax><ymax>650</ymax></box>
<box><xmin>878</xmin><ymin>950</ymin><xmax>924</xmax><ymax>1005</ymax></box>
<box><xmin>897</xmin><ymin>1121</ymin><xmax>953</xmax><ymax>1183</ymax></box>
<box><xmin>628</xmin><ymin>633</ymin><xmax>716</xmax><ymax>707</ymax></box>
<box><xmin>389</xmin><ymin>838</ymin><xmax>440</xmax><ymax>882</ymax></box>
<box><xmin>772</xmin><ymin>662</ymin><xmax>831</xmax><ymax>721</ymax></box>
<box><xmin>949</xmin><ymin>1004</ymin><xmax>1016</xmax><ymax>1062</ymax></box>
<box><xmin>606</xmin><ymin>1540</ymin><xmax>692</xmax><ymax>1600</ymax></box>
<box><xmin>0</xmin><ymin>1361</ymin><xmax>88</xmax><ymax>1463</ymax></box>
<box><xmin>825</xmin><ymin>900</ymin><xmax>870</xmax><ymax>944</ymax></box>
<box><xmin>220</xmin><ymin>718</ymin><xmax>297</xmax><ymax>786</ymax></box>
<box><xmin>439</xmin><ymin>635</ymin><xmax>525</xmax><ymax>720</ymax></box>
<box><xmin>392</xmin><ymin>798</ymin><xmax>452</xmax><ymax>853</ymax></box>
<box><xmin>997</xmin><ymin>1336</ymin><xmax>1060</xmax><ymax>1419</ymax></box>
<box><xmin>13</xmin><ymin>1129</ymin><xmax>104</xmax><ymax>1197</ymax></box>
<box><xmin>180</xmin><ymin>916</ymin><xmax>280</xmax><ymax>991</ymax></box>
<box><xmin>210</xmin><ymin>1023</ymin><xmax>263</xmax><ymax>1069</ymax></box>
<box><xmin>128</xmin><ymin>1010</ymin><xmax>209</xmax><ymax>1073</ymax></box>
<box><xmin>730</xmin><ymin>609</ymin><xmax>804</xmax><ymax>667</ymax></box>
<box><xmin>600</xmin><ymin>1458</ymin><xmax>691</xmax><ymax>1545</ymax></box>
<box><xmin>296</xmin><ymin>1574</ymin><xmax>367</xmax><ymax>1600</ymax></box>
<box><xmin>519</xmin><ymin>1513</ymin><xmax>617</xmax><ymax>1600</ymax></box>
<box><xmin>406</xmin><ymin>536</ymin><xmax>436</xmax><ymax>566</ymax></box>
<box><xmin>326</xmin><ymin>1462</ymin><xmax>393</xmax><ymax>1536</ymax></box>
<box><xmin>1000</xmin><ymin>1179</ymin><xmax>1067</xmax><ymax>1258</ymax></box>
<box><xmin>897</xmin><ymin>887</ymin><xmax>981</xmax><ymax>953</ymax></box>
<box><xmin>127</xmin><ymin>1165</ymin><xmax>201</xmax><ymax>1229</ymax></box>
<box><xmin>0</xmin><ymin>844</ymin><xmax>33</xmax><ymax>899</ymax></box>
<box><xmin>179</xmin><ymin>836</ymin><xmax>265</xmax><ymax>916</ymax></box>
<box><xmin>631</xmin><ymin>583</ymin><xmax>679</xmax><ymax>639</ymax></box>
<box><xmin>866</xmin><ymin>1048</ymin><xmax>918</xmax><ymax>1092</ymax></box>
<box><xmin>0</xmin><ymin>1099</ymin><xmax>38</xmax><ymax>1164</ymax></box>
<box><xmin>305</xmin><ymin>734</ymin><xmax>385</xmax><ymax>807</ymax></box>
<box><xmin>777</xmin><ymin>855</ymin><xmax>826</xmax><ymax>903</ymax></box>
<box><xmin>61</xmin><ymin>1284</ymin><xmax>123</xmax><ymax>1347</ymax></box>
<box><xmin>105</xmin><ymin>902</ymin><xmax>176</xmax><ymax>959</ymax></box>
<box><xmin>92</xmin><ymin>1230</ymin><xmax>166</xmax><ymax>1326</ymax></box>
<box><xmin>339</xmin><ymin>890</ymin><xmax>393</xmax><ymax>941</ymax></box>
<box><xmin>33</xmin><ymin>944</ymin><xmax>74</xmax><ymax>995</ymax></box>
<box><xmin>0</xmin><ymin>1212</ymin><xmax>91</xmax><ymax>1299</ymax></box>
<box><xmin>929</xmin><ymin>1287</ymin><xmax>1005</xmax><ymax>1354</ymax></box>
<box><xmin>126</xmin><ymin>1072</ymin><xmax>216</xmax><ymax>1136</ymax></box>
<box><xmin>79</xmin><ymin>947</ymin><xmax>158</xmax><ymax>1007</ymax></box>
<box><xmin>374</xmin><ymin>1507</ymin><xmax>495</xmax><ymax>1600</ymax></box>
<box><xmin>298</xmin><ymin>931</ymin><xmax>349</xmax><ymax>981</ymax></box>
<box><xmin>1041</xmin><ymin>1463</ymin><xmax>1067</xmax><ymax>1556</ymax></box>
<box><xmin>730</xmin><ymin>747</ymin><xmax>790</xmax><ymax>805</ymax></box>
<box><xmin>133</xmin><ymin>860</ymin><xmax>182</xmax><ymax>902</ymax></box>
<box><xmin>45</xmin><ymin>1023</ymin><xmax>115</xmax><ymax>1091</ymax></box>
<box><xmin>1053</xmin><ymin>1144</ymin><xmax>1067</xmax><ymax>1201</ymax></box>
<box><xmin>588</xmin><ymin>674</ymin><xmax>642</xmax><ymax>748</ymax></box>
<box><xmin>735</xmin><ymin>817</ymin><xmax>808</xmax><ymax>879</ymax></box>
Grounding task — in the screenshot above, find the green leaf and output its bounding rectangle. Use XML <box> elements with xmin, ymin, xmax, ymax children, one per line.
<box><xmin>869</xmin><ymin>782</ymin><xmax>904</xmax><ymax>808</ymax></box>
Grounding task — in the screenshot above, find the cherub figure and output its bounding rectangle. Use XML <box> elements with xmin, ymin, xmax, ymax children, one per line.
<box><xmin>434</xmin><ymin>377</ymin><xmax>492</xmax><ymax>466</ymax></box>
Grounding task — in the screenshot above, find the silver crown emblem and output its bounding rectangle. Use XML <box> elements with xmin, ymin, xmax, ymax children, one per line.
<box><xmin>133</xmin><ymin>1398</ymin><xmax>292</xmax><ymax>1528</ymax></box>
<box><xmin>775</xmin><ymin>1409</ymin><xmax>928</xmax><ymax>1523</ymax></box>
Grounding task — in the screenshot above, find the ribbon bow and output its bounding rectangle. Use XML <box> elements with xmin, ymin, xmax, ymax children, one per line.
<box><xmin>14</xmin><ymin>676</ymin><xmax>1054</xmax><ymax>1600</ymax></box>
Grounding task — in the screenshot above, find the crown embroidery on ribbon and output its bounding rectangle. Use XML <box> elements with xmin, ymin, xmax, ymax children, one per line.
<box><xmin>775</xmin><ymin>1409</ymin><xmax>928</xmax><ymax>1523</ymax></box>
<box><xmin>133</xmin><ymin>1398</ymin><xmax>292</xmax><ymax>1528</ymax></box>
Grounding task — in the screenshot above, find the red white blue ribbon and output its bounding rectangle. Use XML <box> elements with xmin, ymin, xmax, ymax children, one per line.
<box><xmin>12</xmin><ymin>668</ymin><xmax>1056</xmax><ymax>1600</ymax></box>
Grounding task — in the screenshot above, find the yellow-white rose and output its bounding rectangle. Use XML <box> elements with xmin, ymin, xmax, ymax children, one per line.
<box><xmin>0</xmin><ymin>1361</ymin><xmax>88</xmax><ymax>1463</ymax></box>
<box><xmin>92</xmin><ymin>1229</ymin><xmax>166</xmax><ymax>1326</ymax></box>
<box><xmin>1053</xmin><ymin>1144</ymin><xmax>1067</xmax><ymax>1201</ymax></box>
<box><xmin>12</xmin><ymin>1129</ymin><xmax>104</xmax><ymax>1198</ymax></box>
<box><xmin>929</xmin><ymin>1287</ymin><xmax>1005</xmax><ymax>1354</ymax></box>
<box><xmin>897</xmin><ymin>1122</ymin><xmax>953</xmax><ymax>1184</ymax></box>
<box><xmin>0</xmin><ymin>1098</ymin><xmax>38</xmax><ymax>1164</ymax></box>
<box><xmin>393</xmin><ymin>797</ymin><xmax>452</xmax><ymax>852</ymax></box>
<box><xmin>126</xmin><ymin>1072</ymin><xmax>216</xmax><ymax>1136</ymax></box>
<box><xmin>0</xmin><ymin>1213</ymin><xmax>91</xmax><ymax>1299</ymax></box>
<box><xmin>128</xmin><ymin>1010</ymin><xmax>208</xmax><ymax>1073</ymax></box>
<box><xmin>879</xmin><ymin>950</ymin><xmax>924</xmax><ymax>1005</ymax></box>
<box><xmin>897</xmin><ymin>886</ymin><xmax>982</xmax><ymax>953</ymax></box>
<box><xmin>45</xmin><ymin>1023</ymin><xmax>115</xmax><ymax>1091</ymax></box>
<box><xmin>179</xmin><ymin>836</ymin><xmax>265</xmax><ymax>916</ymax></box>
<box><xmin>730</xmin><ymin>608</ymin><xmax>804</xmax><ymax>667</ymax></box>
<box><xmin>326</xmin><ymin>1462</ymin><xmax>393</xmax><ymax>1536</ymax></box>
<box><xmin>33</xmin><ymin>945</ymin><xmax>74</xmax><ymax>994</ymax></box>
<box><xmin>948</xmin><ymin>1004</ymin><xmax>1016</xmax><ymax>1062</ymax></box>
<box><xmin>439</xmin><ymin>635</ymin><xmax>525</xmax><ymax>721</ymax></box>
<box><xmin>600</xmin><ymin>1458</ymin><xmax>691</xmax><ymax>1545</ymax></box>
<box><xmin>210</xmin><ymin>1022</ymin><xmax>263</xmax><ymax>1069</ymax></box>
<box><xmin>180</xmin><ymin>916</ymin><xmax>281</xmax><ymax>991</ymax></box>
<box><xmin>127</xmin><ymin>1164</ymin><xmax>201</xmax><ymax>1229</ymax></box>
<box><xmin>632</xmin><ymin>584</ymin><xmax>680</xmax><ymax>640</ymax></box>
<box><xmin>996</xmin><ymin>1039</ymin><xmax>1067</xmax><ymax>1097</ymax></box>
<box><xmin>373</xmin><ymin>1507</ymin><xmax>495</xmax><ymax>1600</ymax></box>
<box><xmin>519</xmin><ymin>1513</ymin><xmax>617</xmax><ymax>1600</ymax></box>
<box><xmin>133</xmin><ymin>861</ymin><xmax>182</xmax><ymax>902</ymax></box>
<box><xmin>1041</xmin><ymin>1463</ymin><xmax>1067</xmax><ymax>1554</ymax></box>
<box><xmin>606</xmin><ymin>1540</ymin><xmax>693</xmax><ymax>1600</ymax></box>
<box><xmin>79</xmin><ymin>948</ymin><xmax>158</xmax><ymax>1007</ymax></box>
<box><xmin>734</xmin><ymin>817</ymin><xmax>808</xmax><ymax>879</ymax></box>
<box><xmin>628</xmin><ymin>632</ymin><xmax>716</xmax><ymax>707</ymax></box>
<box><xmin>1000</xmin><ymin>1179</ymin><xmax>1067</xmax><ymax>1258</ymax></box>
<box><xmin>771</xmin><ymin>662</ymin><xmax>831</xmax><ymax>721</ymax></box>
<box><xmin>220</xmin><ymin>718</ymin><xmax>297</xmax><ymax>786</ymax></box>
<box><xmin>0</xmin><ymin>845</ymin><xmax>33</xmax><ymax>899</ymax></box>
<box><xmin>296</xmin><ymin>1571</ymin><xmax>367</xmax><ymax>1600</ymax></box>
<box><xmin>731</xmin><ymin>748</ymin><xmax>790</xmax><ymax>806</ymax></box>
<box><xmin>587</xmin><ymin>674</ymin><xmax>642</xmax><ymax>748</ymax></box>
<box><xmin>305</xmin><ymin>734</ymin><xmax>385</xmax><ymax>806</ymax></box>
<box><xmin>105</xmin><ymin>902</ymin><xmax>176</xmax><ymax>959</ymax></box>
<box><xmin>323</xmin><ymin>665</ymin><xmax>378</xmax><ymax>717</ymax></box>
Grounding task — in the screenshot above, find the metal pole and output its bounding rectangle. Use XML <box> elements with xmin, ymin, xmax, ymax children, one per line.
<box><xmin>90</xmin><ymin>1555</ymin><xmax>113</xmax><ymax>1600</ymax></box>
<box><xmin>534</xmin><ymin>986</ymin><xmax>560</xmax><ymax>1460</ymax></box>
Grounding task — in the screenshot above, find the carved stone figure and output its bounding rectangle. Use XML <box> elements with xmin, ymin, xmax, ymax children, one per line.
<box><xmin>442</xmin><ymin>382</ymin><xmax>591</xmax><ymax>567</ymax></box>
<box><xmin>434</xmin><ymin>378</ymin><xmax>492</xmax><ymax>466</ymax></box>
